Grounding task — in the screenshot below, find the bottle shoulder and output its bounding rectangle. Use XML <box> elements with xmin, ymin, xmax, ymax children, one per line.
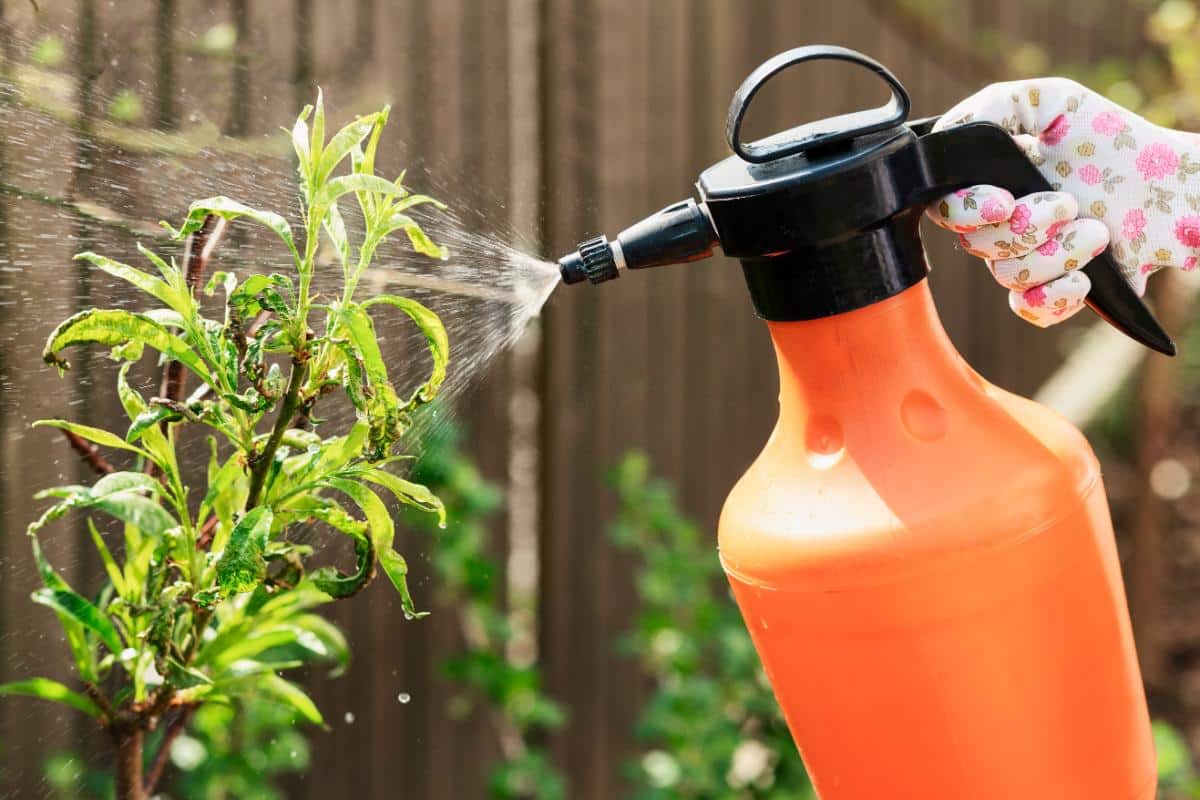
<box><xmin>717</xmin><ymin>379</ymin><xmax>1101</xmax><ymax>589</ymax></box>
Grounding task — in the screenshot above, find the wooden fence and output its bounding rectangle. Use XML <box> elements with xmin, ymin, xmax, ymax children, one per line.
<box><xmin>0</xmin><ymin>1</ymin><xmax>1147</xmax><ymax>797</ymax></box>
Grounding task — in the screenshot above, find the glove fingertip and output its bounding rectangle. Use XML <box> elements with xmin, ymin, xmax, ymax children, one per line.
<box><xmin>929</xmin><ymin>185</ymin><xmax>1016</xmax><ymax>232</ymax></box>
<box><xmin>1008</xmin><ymin>272</ymin><xmax>1090</xmax><ymax>327</ymax></box>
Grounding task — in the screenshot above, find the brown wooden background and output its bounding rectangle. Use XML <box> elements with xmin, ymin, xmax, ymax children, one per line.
<box><xmin>0</xmin><ymin>1</ymin><xmax>1147</xmax><ymax>797</ymax></box>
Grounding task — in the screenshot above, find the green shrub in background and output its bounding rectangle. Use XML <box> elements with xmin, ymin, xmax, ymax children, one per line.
<box><xmin>404</xmin><ymin>417</ymin><xmax>567</xmax><ymax>799</ymax></box>
<box><xmin>609</xmin><ymin>453</ymin><xmax>814</xmax><ymax>799</ymax></box>
<box><xmin>1157</xmin><ymin>720</ymin><xmax>1200</xmax><ymax>799</ymax></box>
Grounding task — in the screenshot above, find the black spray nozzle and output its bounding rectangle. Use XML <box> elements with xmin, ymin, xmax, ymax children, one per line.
<box><xmin>559</xmin><ymin>236</ymin><xmax>618</xmax><ymax>285</ymax></box>
<box><xmin>558</xmin><ymin>198</ymin><xmax>718</xmax><ymax>285</ymax></box>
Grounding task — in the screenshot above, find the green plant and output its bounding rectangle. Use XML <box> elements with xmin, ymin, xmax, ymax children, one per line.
<box><xmin>408</xmin><ymin>417</ymin><xmax>566</xmax><ymax>799</ymax></box>
<box><xmin>1</xmin><ymin>93</ymin><xmax>450</xmax><ymax>800</ymax></box>
<box><xmin>609</xmin><ymin>453</ymin><xmax>814</xmax><ymax>799</ymax></box>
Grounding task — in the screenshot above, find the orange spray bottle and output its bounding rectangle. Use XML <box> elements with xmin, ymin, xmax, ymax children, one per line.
<box><xmin>558</xmin><ymin>46</ymin><xmax>1173</xmax><ymax>798</ymax></box>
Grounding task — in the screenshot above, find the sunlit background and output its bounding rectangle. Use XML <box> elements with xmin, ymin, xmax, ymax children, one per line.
<box><xmin>2</xmin><ymin>0</ymin><xmax>1200</xmax><ymax>798</ymax></box>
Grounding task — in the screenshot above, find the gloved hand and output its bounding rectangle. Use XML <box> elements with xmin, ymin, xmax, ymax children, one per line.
<box><xmin>927</xmin><ymin>78</ymin><xmax>1200</xmax><ymax>326</ymax></box>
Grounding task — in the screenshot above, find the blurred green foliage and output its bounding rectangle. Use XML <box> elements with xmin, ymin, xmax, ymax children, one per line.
<box><xmin>1156</xmin><ymin>720</ymin><xmax>1200</xmax><ymax>798</ymax></box>
<box><xmin>405</xmin><ymin>417</ymin><xmax>567</xmax><ymax>800</ymax></box>
<box><xmin>609</xmin><ymin>453</ymin><xmax>813</xmax><ymax>799</ymax></box>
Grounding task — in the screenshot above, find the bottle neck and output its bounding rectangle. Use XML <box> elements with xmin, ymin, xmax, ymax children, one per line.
<box><xmin>767</xmin><ymin>278</ymin><xmax>974</xmax><ymax>441</ymax></box>
<box><xmin>739</xmin><ymin>209</ymin><xmax>929</xmax><ymax>321</ymax></box>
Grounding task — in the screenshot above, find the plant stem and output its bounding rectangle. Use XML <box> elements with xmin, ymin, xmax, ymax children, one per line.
<box><xmin>143</xmin><ymin>706</ymin><xmax>194</xmax><ymax>795</ymax></box>
<box><xmin>160</xmin><ymin>214</ymin><xmax>223</xmax><ymax>404</ymax></box>
<box><xmin>246</xmin><ymin>358</ymin><xmax>309</xmax><ymax>509</ymax></box>
<box><xmin>113</xmin><ymin>726</ymin><xmax>146</xmax><ymax>800</ymax></box>
<box><xmin>60</xmin><ymin>429</ymin><xmax>116</xmax><ymax>475</ymax></box>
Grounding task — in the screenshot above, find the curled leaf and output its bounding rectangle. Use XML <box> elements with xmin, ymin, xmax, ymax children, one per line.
<box><xmin>364</xmin><ymin>294</ymin><xmax>449</xmax><ymax>406</ymax></box>
<box><xmin>215</xmin><ymin>507</ymin><xmax>274</xmax><ymax>596</ymax></box>
<box><xmin>43</xmin><ymin>308</ymin><xmax>214</xmax><ymax>385</ymax></box>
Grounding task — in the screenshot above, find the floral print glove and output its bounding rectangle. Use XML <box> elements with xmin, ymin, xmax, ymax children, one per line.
<box><xmin>926</xmin><ymin>78</ymin><xmax>1200</xmax><ymax>326</ymax></box>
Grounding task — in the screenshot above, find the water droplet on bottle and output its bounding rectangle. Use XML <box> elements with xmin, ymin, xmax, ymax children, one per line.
<box><xmin>901</xmin><ymin>390</ymin><xmax>947</xmax><ymax>442</ymax></box>
<box><xmin>397</xmin><ymin>692</ymin><xmax>411</xmax><ymax>704</ymax></box>
<box><xmin>805</xmin><ymin>414</ymin><xmax>844</xmax><ymax>469</ymax></box>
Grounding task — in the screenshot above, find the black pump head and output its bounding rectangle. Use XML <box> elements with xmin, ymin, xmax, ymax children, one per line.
<box><xmin>557</xmin><ymin>44</ymin><xmax>1175</xmax><ymax>357</ymax></box>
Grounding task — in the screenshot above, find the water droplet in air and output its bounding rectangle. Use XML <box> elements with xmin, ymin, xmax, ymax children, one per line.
<box><xmin>344</xmin><ymin>712</ymin><xmax>355</xmax><ymax>724</ymax></box>
<box><xmin>397</xmin><ymin>692</ymin><xmax>411</xmax><ymax>704</ymax></box>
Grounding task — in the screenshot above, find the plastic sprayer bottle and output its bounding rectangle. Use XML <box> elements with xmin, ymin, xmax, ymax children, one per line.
<box><xmin>557</xmin><ymin>46</ymin><xmax>1170</xmax><ymax>799</ymax></box>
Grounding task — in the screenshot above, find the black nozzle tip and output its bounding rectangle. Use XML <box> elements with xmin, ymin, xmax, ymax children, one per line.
<box><xmin>558</xmin><ymin>236</ymin><xmax>619</xmax><ymax>285</ymax></box>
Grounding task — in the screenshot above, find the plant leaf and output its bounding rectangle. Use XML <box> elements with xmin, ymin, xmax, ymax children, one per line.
<box><xmin>334</xmin><ymin>304</ymin><xmax>406</xmax><ymax>459</ymax></box>
<box><xmin>256</xmin><ymin>674</ymin><xmax>324</xmax><ymax>727</ymax></box>
<box><xmin>43</xmin><ymin>308</ymin><xmax>215</xmax><ymax>385</ymax></box>
<box><xmin>373</xmin><ymin>211</ymin><xmax>448</xmax><ymax>259</ymax></box>
<box><xmin>126</xmin><ymin>405</ymin><xmax>182</xmax><ymax>442</ymax></box>
<box><xmin>29</xmin><ymin>538</ymin><xmax>95</xmax><ymax>680</ymax></box>
<box><xmin>87</xmin><ymin>518</ymin><xmax>127</xmax><ymax>599</ymax></box>
<box><xmin>323</xmin><ymin>202</ymin><xmax>351</xmax><ymax>272</ymax></box>
<box><xmin>74</xmin><ymin>252</ymin><xmax>180</xmax><ymax>311</ymax></box>
<box><xmin>35</xmin><ymin>419</ymin><xmax>152</xmax><ymax>459</ymax></box>
<box><xmin>291</xmin><ymin>104</ymin><xmax>313</xmax><ymax>178</ymax></box>
<box><xmin>364</xmin><ymin>294</ymin><xmax>449</xmax><ymax>405</ymax></box>
<box><xmin>362</xmin><ymin>468</ymin><xmax>445</xmax><ymax>524</ymax></box>
<box><xmin>32</xmin><ymin>588</ymin><xmax>123</xmax><ymax>654</ymax></box>
<box><xmin>313</xmin><ymin>173</ymin><xmax>400</xmax><ymax>209</ymax></box>
<box><xmin>325</xmin><ymin>477</ymin><xmax>424</xmax><ymax>618</ymax></box>
<box><xmin>215</xmin><ymin>507</ymin><xmax>273</xmax><ymax>596</ymax></box>
<box><xmin>310</xmin><ymin>88</ymin><xmax>326</xmax><ymax>172</ymax></box>
<box><xmin>200</xmin><ymin>451</ymin><xmax>248</xmax><ymax>537</ymax></box>
<box><xmin>116</xmin><ymin>363</ymin><xmax>147</xmax><ymax>420</ymax></box>
<box><xmin>30</xmin><ymin>471</ymin><xmax>177</xmax><ymax>538</ymax></box>
<box><xmin>316</xmin><ymin>112</ymin><xmax>383</xmax><ymax>184</ymax></box>
<box><xmin>292</xmin><ymin>613</ymin><xmax>351</xmax><ymax>675</ymax></box>
<box><xmin>165</xmin><ymin>196</ymin><xmax>299</xmax><ymax>266</ymax></box>
<box><xmin>0</xmin><ymin>678</ymin><xmax>104</xmax><ymax>720</ymax></box>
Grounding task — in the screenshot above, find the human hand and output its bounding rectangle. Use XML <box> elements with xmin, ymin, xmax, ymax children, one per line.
<box><xmin>928</xmin><ymin>78</ymin><xmax>1200</xmax><ymax>325</ymax></box>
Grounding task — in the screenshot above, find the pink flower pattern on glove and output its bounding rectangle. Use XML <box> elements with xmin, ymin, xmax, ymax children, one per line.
<box><xmin>1092</xmin><ymin>111</ymin><xmax>1127</xmax><ymax>135</ymax></box>
<box><xmin>1123</xmin><ymin>209</ymin><xmax>1147</xmax><ymax>240</ymax></box>
<box><xmin>1135</xmin><ymin>143</ymin><xmax>1179</xmax><ymax>181</ymax></box>
<box><xmin>1175</xmin><ymin>215</ymin><xmax>1200</xmax><ymax>249</ymax></box>
<box><xmin>1009</xmin><ymin>204</ymin><xmax>1032</xmax><ymax>234</ymax></box>
<box><xmin>980</xmin><ymin>198</ymin><xmax>1008</xmax><ymax>223</ymax></box>
<box><xmin>1040</xmin><ymin>114</ymin><xmax>1070</xmax><ymax>145</ymax></box>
